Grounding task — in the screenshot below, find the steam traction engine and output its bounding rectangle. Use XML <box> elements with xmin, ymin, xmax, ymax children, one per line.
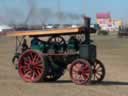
<box><xmin>10</xmin><ymin>17</ymin><xmax>105</xmax><ymax>85</ymax></box>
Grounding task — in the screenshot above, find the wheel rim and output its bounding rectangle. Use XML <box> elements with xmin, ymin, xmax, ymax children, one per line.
<box><xmin>70</xmin><ymin>59</ymin><xmax>92</xmax><ymax>85</ymax></box>
<box><xmin>18</xmin><ymin>50</ymin><xmax>45</xmax><ymax>82</ymax></box>
<box><xmin>92</xmin><ymin>59</ymin><xmax>105</xmax><ymax>83</ymax></box>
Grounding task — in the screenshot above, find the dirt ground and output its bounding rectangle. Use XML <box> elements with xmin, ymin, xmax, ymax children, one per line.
<box><xmin>0</xmin><ymin>33</ymin><xmax>128</xmax><ymax>96</ymax></box>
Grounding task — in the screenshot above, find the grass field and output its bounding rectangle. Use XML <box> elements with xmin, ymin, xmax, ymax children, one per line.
<box><xmin>0</xmin><ymin>33</ymin><xmax>128</xmax><ymax>96</ymax></box>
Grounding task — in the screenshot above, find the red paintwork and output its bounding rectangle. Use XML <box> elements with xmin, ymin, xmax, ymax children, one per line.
<box><xmin>18</xmin><ymin>50</ymin><xmax>45</xmax><ymax>82</ymax></box>
<box><xmin>69</xmin><ymin>59</ymin><xmax>92</xmax><ymax>85</ymax></box>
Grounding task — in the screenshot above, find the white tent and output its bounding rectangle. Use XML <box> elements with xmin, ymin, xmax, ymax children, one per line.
<box><xmin>0</xmin><ymin>25</ymin><xmax>12</xmax><ymax>32</ymax></box>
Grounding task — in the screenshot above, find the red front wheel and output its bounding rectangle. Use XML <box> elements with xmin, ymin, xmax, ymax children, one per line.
<box><xmin>18</xmin><ymin>50</ymin><xmax>45</xmax><ymax>82</ymax></box>
<box><xmin>69</xmin><ymin>59</ymin><xmax>92</xmax><ymax>85</ymax></box>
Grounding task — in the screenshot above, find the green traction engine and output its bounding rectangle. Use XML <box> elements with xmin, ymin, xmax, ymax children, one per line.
<box><xmin>12</xmin><ymin>17</ymin><xmax>105</xmax><ymax>85</ymax></box>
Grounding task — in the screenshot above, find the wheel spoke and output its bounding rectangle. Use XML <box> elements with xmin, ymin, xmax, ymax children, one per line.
<box><xmin>82</xmin><ymin>72</ymin><xmax>89</xmax><ymax>80</ymax></box>
<box><xmin>95</xmin><ymin>73</ymin><xmax>101</xmax><ymax>80</ymax></box>
<box><xmin>36</xmin><ymin>59</ymin><xmax>42</xmax><ymax>64</ymax></box>
<box><xmin>96</xmin><ymin>65</ymin><xmax>102</xmax><ymax>70</ymax></box>
<box><xmin>35</xmin><ymin>69</ymin><xmax>41</xmax><ymax>75</ymax></box>
<box><xmin>96</xmin><ymin>68</ymin><xmax>103</xmax><ymax>72</ymax></box>
<box><xmin>30</xmin><ymin>52</ymin><xmax>34</xmax><ymax>60</ymax></box>
<box><xmin>93</xmin><ymin>74</ymin><xmax>96</xmax><ymax>80</ymax></box>
<box><xmin>75</xmin><ymin>63</ymin><xmax>82</xmax><ymax>69</ymax></box>
<box><xmin>93</xmin><ymin>74</ymin><xmax>98</xmax><ymax>80</ymax></box>
<box><xmin>31</xmin><ymin>71</ymin><xmax>37</xmax><ymax>80</ymax></box>
<box><xmin>24</xmin><ymin>62</ymin><xmax>30</xmax><ymax>65</ymax></box>
<box><xmin>79</xmin><ymin>74</ymin><xmax>84</xmax><ymax>80</ymax></box>
<box><xmin>20</xmin><ymin>65</ymin><xmax>28</xmax><ymax>70</ymax></box>
<box><xmin>73</xmin><ymin>73</ymin><xmax>80</xmax><ymax>81</ymax></box>
<box><xmin>24</xmin><ymin>71</ymin><xmax>32</xmax><ymax>78</ymax></box>
<box><xmin>83</xmin><ymin>66</ymin><xmax>90</xmax><ymax>73</ymax></box>
<box><xmin>72</xmin><ymin>66</ymin><xmax>79</xmax><ymax>73</ymax></box>
<box><xmin>33</xmin><ymin>55</ymin><xmax>39</xmax><ymax>63</ymax></box>
<box><xmin>35</xmin><ymin>64</ymin><xmax>44</xmax><ymax>69</ymax></box>
<box><xmin>96</xmin><ymin>71</ymin><xmax>102</xmax><ymax>76</ymax></box>
<box><xmin>23</xmin><ymin>57</ymin><xmax>30</xmax><ymax>63</ymax></box>
<box><xmin>24</xmin><ymin>69</ymin><xmax>31</xmax><ymax>74</ymax></box>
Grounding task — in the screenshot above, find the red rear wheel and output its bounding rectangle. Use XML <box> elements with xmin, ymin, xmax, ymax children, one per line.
<box><xmin>18</xmin><ymin>49</ymin><xmax>45</xmax><ymax>82</ymax></box>
<box><xmin>69</xmin><ymin>59</ymin><xmax>92</xmax><ymax>85</ymax></box>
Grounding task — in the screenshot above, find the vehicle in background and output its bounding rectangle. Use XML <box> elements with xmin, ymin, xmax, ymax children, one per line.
<box><xmin>0</xmin><ymin>25</ymin><xmax>13</xmax><ymax>32</ymax></box>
